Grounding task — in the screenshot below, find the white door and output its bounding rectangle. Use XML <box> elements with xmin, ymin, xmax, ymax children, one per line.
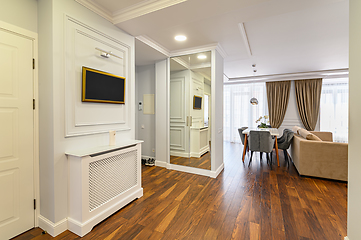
<box><xmin>170</xmin><ymin>70</ymin><xmax>190</xmax><ymax>157</ymax></box>
<box><xmin>0</xmin><ymin>28</ymin><xmax>34</xmax><ymax>239</ymax></box>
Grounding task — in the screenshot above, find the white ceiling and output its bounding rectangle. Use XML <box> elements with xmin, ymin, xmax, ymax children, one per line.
<box><xmin>76</xmin><ymin>0</ymin><xmax>349</xmax><ymax>79</ymax></box>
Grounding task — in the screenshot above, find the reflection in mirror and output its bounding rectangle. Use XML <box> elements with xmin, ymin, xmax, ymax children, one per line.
<box><xmin>169</xmin><ymin>51</ymin><xmax>211</xmax><ymax>170</ymax></box>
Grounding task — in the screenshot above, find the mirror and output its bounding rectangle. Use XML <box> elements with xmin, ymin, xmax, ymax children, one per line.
<box><xmin>169</xmin><ymin>51</ymin><xmax>211</xmax><ymax>170</ymax></box>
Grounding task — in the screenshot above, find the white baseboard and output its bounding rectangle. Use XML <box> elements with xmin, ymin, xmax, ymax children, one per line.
<box><xmin>38</xmin><ymin>215</ymin><xmax>67</xmax><ymax>237</ymax></box>
<box><xmin>168</xmin><ymin>163</ymin><xmax>212</xmax><ymax>177</ymax></box>
<box><xmin>210</xmin><ymin>163</ymin><xmax>224</xmax><ymax>178</ymax></box>
<box><xmin>155</xmin><ymin>160</ymin><xmax>167</xmax><ymax>168</ymax></box>
<box><xmin>170</xmin><ymin>151</ymin><xmax>190</xmax><ymax>158</ymax></box>
<box><xmin>190</xmin><ymin>147</ymin><xmax>209</xmax><ymax>158</ymax></box>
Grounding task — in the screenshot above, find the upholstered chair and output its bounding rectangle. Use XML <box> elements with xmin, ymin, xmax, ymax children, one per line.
<box><xmin>248</xmin><ymin>130</ymin><xmax>275</xmax><ymax>166</ymax></box>
<box><xmin>276</xmin><ymin>129</ymin><xmax>294</xmax><ymax>162</ymax></box>
<box><xmin>238</xmin><ymin>127</ymin><xmax>248</xmax><ymax>146</ymax></box>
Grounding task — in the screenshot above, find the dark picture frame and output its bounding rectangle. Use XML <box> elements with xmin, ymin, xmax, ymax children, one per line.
<box><xmin>193</xmin><ymin>95</ymin><xmax>202</xmax><ymax>109</ymax></box>
<box><xmin>82</xmin><ymin>66</ymin><xmax>126</xmax><ymax>104</ymax></box>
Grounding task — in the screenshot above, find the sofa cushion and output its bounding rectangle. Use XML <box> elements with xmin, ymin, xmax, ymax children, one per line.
<box><xmin>292</xmin><ymin>126</ymin><xmax>302</xmax><ymax>134</ymax></box>
<box><xmin>306</xmin><ymin>133</ymin><xmax>322</xmax><ymax>141</ymax></box>
<box><xmin>298</xmin><ymin>128</ymin><xmax>322</xmax><ymax>141</ymax></box>
<box><xmin>298</xmin><ymin>128</ymin><xmax>310</xmax><ymax>138</ymax></box>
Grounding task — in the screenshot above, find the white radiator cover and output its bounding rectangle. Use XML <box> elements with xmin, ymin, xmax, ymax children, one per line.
<box><xmin>66</xmin><ymin>141</ymin><xmax>143</xmax><ymax>237</ymax></box>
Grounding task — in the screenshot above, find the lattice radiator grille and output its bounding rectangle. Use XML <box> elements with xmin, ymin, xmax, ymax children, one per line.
<box><xmin>89</xmin><ymin>150</ymin><xmax>138</xmax><ymax>212</ymax></box>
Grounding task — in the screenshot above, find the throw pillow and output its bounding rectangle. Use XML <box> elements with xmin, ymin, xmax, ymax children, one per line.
<box><xmin>298</xmin><ymin>128</ymin><xmax>310</xmax><ymax>138</ymax></box>
<box><xmin>292</xmin><ymin>126</ymin><xmax>302</xmax><ymax>134</ymax></box>
<box><xmin>306</xmin><ymin>133</ymin><xmax>322</xmax><ymax>141</ymax></box>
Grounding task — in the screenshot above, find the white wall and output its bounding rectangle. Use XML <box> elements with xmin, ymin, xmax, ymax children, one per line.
<box><xmin>0</xmin><ymin>0</ymin><xmax>38</xmax><ymax>33</ymax></box>
<box><xmin>348</xmin><ymin>1</ymin><xmax>361</xmax><ymax>239</ymax></box>
<box><xmin>211</xmin><ymin>49</ymin><xmax>224</xmax><ymax>173</ymax></box>
<box><xmin>135</xmin><ymin>65</ymin><xmax>156</xmax><ymax>158</ymax></box>
<box><xmin>38</xmin><ymin>0</ymin><xmax>135</xmax><ymax>232</ymax></box>
<box><xmin>38</xmin><ymin>0</ymin><xmax>55</xmax><ymax>223</ymax></box>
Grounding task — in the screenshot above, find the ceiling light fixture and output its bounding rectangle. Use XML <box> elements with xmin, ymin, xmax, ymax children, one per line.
<box><xmin>250</xmin><ymin>97</ymin><xmax>258</xmax><ymax>105</ymax></box>
<box><xmin>175</xmin><ymin>35</ymin><xmax>187</xmax><ymax>41</ymax></box>
<box><xmin>197</xmin><ymin>54</ymin><xmax>207</xmax><ymax>59</ymax></box>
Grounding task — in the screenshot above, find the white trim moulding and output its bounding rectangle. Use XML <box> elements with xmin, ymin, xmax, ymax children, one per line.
<box><xmin>38</xmin><ymin>216</ymin><xmax>68</xmax><ymax>237</ymax></box>
<box><xmin>238</xmin><ymin>22</ymin><xmax>252</xmax><ymax>57</ymax></box>
<box><xmin>75</xmin><ymin>0</ymin><xmax>113</xmax><ymax>22</ymax></box>
<box><xmin>225</xmin><ymin>68</ymin><xmax>349</xmax><ymax>84</ymax></box>
<box><xmin>75</xmin><ymin>0</ymin><xmax>188</xmax><ymax>24</ymax></box>
<box><xmin>113</xmin><ymin>0</ymin><xmax>188</xmax><ymax>24</ymax></box>
<box><xmin>136</xmin><ymin>35</ymin><xmax>170</xmax><ymax>57</ymax></box>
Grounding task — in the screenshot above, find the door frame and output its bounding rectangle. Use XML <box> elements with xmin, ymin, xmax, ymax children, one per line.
<box><xmin>0</xmin><ymin>20</ymin><xmax>40</xmax><ymax>227</ymax></box>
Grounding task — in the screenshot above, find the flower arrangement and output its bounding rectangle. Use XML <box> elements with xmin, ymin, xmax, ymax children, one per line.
<box><xmin>256</xmin><ymin>115</ymin><xmax>269</xmax><ymax>128</ymax></box>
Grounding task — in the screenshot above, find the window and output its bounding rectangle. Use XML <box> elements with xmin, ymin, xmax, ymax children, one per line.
<box><xmin>224</xmin><ymin>82</ymin><xmax>268</xmax><ymax>143</ymax></box>
<box><xmin>320</xmin><ymin>78</ymin><xmax>348</xmax><ymax>143</ymax></box>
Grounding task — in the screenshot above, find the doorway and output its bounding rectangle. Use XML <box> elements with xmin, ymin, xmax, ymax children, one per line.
<box><xmin>0</xmin><ymin>22</ymin><xmax>37</xmax><ymax>240</ymax></box>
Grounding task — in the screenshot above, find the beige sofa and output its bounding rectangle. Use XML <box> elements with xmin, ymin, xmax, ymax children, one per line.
<box><xmin>290</xmin><ymin>131</ymin><xmax>348</xmax><ymax>181</ymax></box>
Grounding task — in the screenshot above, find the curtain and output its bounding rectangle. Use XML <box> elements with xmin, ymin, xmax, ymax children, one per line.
<box><xmin>320</xmin><ymin>78</ymin><xmax>348</xmax><ymax>142</ymax></box>
<box><xmin>224</xmin><ymin>82</ymin><xmax>268</xmax><ymax>143</ymax></box>
<box><xmin>266</xmin><ymin>81</ymin><xmax>291</xmax><ymax>128</ymax></box>
<box><xmin>295</xmin><ymin>78</ymin><xmax>322</xmax><ymax>131</ymax></box>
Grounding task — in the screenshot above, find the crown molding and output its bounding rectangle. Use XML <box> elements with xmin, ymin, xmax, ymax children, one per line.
<box><xmin>171</xmin><ymin>57</ymin><xmax>190</xmax><ymax>69</ymax></box>
<box><xmin>225</xmin><ymin>68</ymin><xmax>349</xmax><ymax>84</ymax></box>
<box><xmin>215</xmin><ymin>43</ymin><xmax>228</xmax><ymax>59</ymax></box>
<box><xmin>75</xmin><ymin>0</ymin><xmax>187</xmax><ymax>24</ymax></box>
<box><xmin>75</xmin><ymin>0</ymin><xmax>113</xmax><ymax>22</ymax></box>
<box><xmin>136</xmin><ymin>35</ymin><xmax>226</xmax><ymax>61</ymax></box>
<box><xmin>190</xmin><ymin>63</ymin><xmax>212</xmax><ymax>70</ymax></box>
<box><xmin>136</xmin><ymin>35</ymin><xmax>170</xmax><ymax>57</ymax></box>
<box><xmin>170</xmin><ymin>43</ymin><xmax>220</xmax><ymax>57</ymax></box>
<box><xmin>113</xmin><ymin>0</ymin><xmax>188</xmax><ymax>24</ymax></box>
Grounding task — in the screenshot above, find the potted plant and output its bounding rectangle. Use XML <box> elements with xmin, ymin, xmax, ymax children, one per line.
<box><xmin>256</xmin><ymin>115</ymin><xmax>269</xmax><ymax>128</ymax></box>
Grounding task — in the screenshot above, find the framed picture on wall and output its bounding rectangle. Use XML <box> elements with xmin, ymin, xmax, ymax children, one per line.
<box><xmin>82</xmin><ymin>66</ymin><xmax>126</xmax><ymax>104</ymax></box>
<box><xmin>193</xmin><ymin>95</ymin><xmax>202</xmax><ymax>109</ymax></box>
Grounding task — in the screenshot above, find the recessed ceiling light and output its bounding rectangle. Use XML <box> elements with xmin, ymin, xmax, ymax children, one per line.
<box><xmin>175</xmin><ymin>35</ymin><xmax>187</xmax><ymax>41</ymax></box>
<box><xmin>197</xmin><ymin>54</ymin><xmax>207</xmax><ymax>59</ymax></box>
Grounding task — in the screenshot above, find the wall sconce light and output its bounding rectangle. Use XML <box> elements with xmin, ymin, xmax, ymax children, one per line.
<box><xmin>95</xmin><ymin>47</ymin><xmax>123</xmax><ymax>59</ymax></box>
<box><xmin>250</xmin><ymin>97</ymin><xmax>258</xmax><ymax>105</ymax></box>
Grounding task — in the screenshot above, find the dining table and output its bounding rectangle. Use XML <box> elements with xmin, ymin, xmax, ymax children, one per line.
<box><xmin>242</xmin><ymin>128</ymin><xmax>280</xmax><ymax>166</ymax></box>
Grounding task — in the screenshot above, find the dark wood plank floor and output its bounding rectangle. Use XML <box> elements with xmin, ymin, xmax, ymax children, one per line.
<box><xmin>170</xmin><ymin>151</ymin><xmax>211</xmax><ymax>170</ymax></box>
<box><xmin>13</xmin><ymin>142</ymin><xmax>347</xmax><ymax>240</ymax></box>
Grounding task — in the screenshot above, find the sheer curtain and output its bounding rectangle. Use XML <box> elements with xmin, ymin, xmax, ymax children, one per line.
<box><xmin>320</xmin><ymin>78</ymin><xmax>348</xmax><ymax>143</ymax></box>
<box><xmin>224</xmin><ymin>82</ymin><xmax>268</xmax><ymax>143</ymax></box>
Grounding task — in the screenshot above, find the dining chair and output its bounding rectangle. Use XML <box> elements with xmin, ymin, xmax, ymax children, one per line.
<box><xmin>276</xmin><ymin>129</ymin><xmax>294</xmax><ymax>164</ymax></box>
<box><xmin>238</xmin><ymin>127</ymin><xmax>248</xmax><ymax>149</ymax></box>
<box><xmin>248</xmin><ymin>130</ymin><xmax>275</xmax><ymax>166</ymax></box>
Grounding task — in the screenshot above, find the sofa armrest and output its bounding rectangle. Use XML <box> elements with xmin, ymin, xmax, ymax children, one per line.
<box><xmin>311</xmin><ymin>131</ymin><xmax>333</xmax><ymax>142</ymax></box>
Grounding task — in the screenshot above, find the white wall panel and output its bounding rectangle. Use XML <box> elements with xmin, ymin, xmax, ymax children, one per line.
<box><xmin>170</xmin><ymin>127</ymin><xmax>185</xmax><ymax>150</ymax></box>
<box><xmin>170</xmin><ymin>77</ymin><xmax>185</xmax><ymax>123</ymax></box>
<box><xmin>64</xmin><ymin>16</ymin><xmax>132</xmax><ymax>137</ymax></box>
